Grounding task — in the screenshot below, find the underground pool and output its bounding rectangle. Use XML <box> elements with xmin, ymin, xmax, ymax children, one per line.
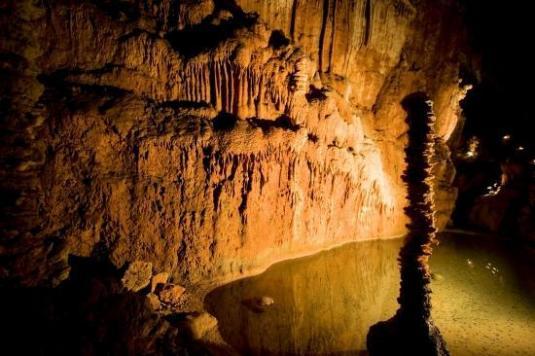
<box><xmin>206</xmin><ymin>232</ymin><xmax>535</xmax><ymax>355</ymax></box>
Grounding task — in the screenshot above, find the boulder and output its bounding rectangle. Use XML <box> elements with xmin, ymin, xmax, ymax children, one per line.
<box><xmin>121</xmin><ymin>261</ymin><xmax>152</xmax><ymax>292</ymax></box>
<box><xmin>151</xmin><ymin>272</ymin><xmax>170</xmax><ymax>292</ymax></box>
<box><xmin>157</xmin><ymin>284</ymin><xmax>186</xmax><ymax>306</ymax></box>
<box><xmin>181</xmin><ymin>312</ymin><xmax>218</xmax><ymax>340</ymax></box>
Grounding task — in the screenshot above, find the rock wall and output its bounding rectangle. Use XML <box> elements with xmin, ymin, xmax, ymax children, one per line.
<box><xmin>0</xmin><ymin>0</ymin><xmax>470</xmax><ymax>287</ymax></box>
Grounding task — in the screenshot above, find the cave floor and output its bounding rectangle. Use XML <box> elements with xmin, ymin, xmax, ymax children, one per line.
<box><xmin>206</xmin><ymin>232</ymin><xmax>535</xmax><ymax>355</ymax></box>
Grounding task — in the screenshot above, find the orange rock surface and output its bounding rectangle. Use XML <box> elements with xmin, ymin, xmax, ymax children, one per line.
<box><xmin>0</xmin><ymin>0</ymin><xmax>470</xmax><ymax>287</ymax></box>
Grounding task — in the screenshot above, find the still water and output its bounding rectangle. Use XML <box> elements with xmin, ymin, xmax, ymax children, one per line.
<box><xmin>205</xmin><ymin>232</ymin><xmax>535</xmax><ymax>355</ymax></box>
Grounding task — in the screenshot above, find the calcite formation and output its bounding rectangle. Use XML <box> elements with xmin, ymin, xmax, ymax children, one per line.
<box><xmin>1</xmin><ymin>0</ymin><xmax>470</xmax><ymax>287</ymax></box>
<box><xmin>368</xmin><ymin>94</ymin><xmax>448</xmax><ymax>356</ymax></box>
<box><xmin>122</xmin><ymin>260</ymin><xmax>153</xmax><ymax>292</ymax></box>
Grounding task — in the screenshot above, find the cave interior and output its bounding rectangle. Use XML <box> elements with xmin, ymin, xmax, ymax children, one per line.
<box><xmin>0</xmin><ymin>0</ymin><xmax>533</xmax><ymax>355</ymax></box>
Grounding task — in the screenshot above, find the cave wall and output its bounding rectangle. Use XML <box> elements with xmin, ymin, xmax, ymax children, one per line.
<box><xmin>0</xmin><ymin>0</ymin><xmax>469</xmax><ymax>286</ymax></box>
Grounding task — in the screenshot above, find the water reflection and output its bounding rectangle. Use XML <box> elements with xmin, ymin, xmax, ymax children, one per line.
<box><xmin>205</xmin><ymin>233</ymin><xmax>535</xmax><ymax>355</ymax></box>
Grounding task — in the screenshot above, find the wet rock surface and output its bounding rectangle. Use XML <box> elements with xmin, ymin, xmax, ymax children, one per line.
<box><xmin>455</xmin><ymin>157</ymin><xmax>535</xmax><ymax>245</ymax></box>
<box><xmin>242</xmin><ymin>295</ymin><xmax>275</xmax><ymax>313</ymax></box>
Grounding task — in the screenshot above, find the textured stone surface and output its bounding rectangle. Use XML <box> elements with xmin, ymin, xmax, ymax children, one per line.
<box><xmin>147</xmin><ymin>292</ymin><xmax>162</xmax><ymax>311</ymax></box>
<box><xmin>121</xmin><ymin>260</ymin><xmax>153</xmax><ymax>292</ymax></box>
<box><xmin>468</xmin><ymin>165</ymin><xmax>535</xmax><ymax>243</ymax></box>
<box><xmin>157</xmin><ymin>284</ymin><xmax>186</xmax><ymax>306</ymax></box>
<box><xmin>0</xmin><ymin>0</ymin><xmax>470</xmax><ymax>287</ymax></box>
<box><xmin>180</xmin><ymin>312</ymin><xmax>219</xmax><ymax>340</ymax></box>
<box><xmin>151</xmin><ymin>271</ymin><xmax>170</xmax><ymax>292</ymax></box>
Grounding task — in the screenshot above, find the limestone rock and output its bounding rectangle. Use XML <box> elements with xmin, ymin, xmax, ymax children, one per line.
<box><xmin>147</xmin><ymin>293</ymin><xmax>161</xmax><ymax>311</ymax></box>
<box><xmin>242</xmin><ymin>296</ymin><xmax>275</xmax><ymax>313</ymax></box>
<box><xmin>259</xmin><ymin>296</ymin><xmax>274</xmax><ymax>307</ymax></box>
<box><xmin>1</xmin><ymin>0</ymin><xmax>470</xmax><ymax>287</ymax></box>
<box><xmin>181</xmin><ymin>312</ymin><xmax>219</xmax><ymax>340</ymax></box>
<box><xmin>121</xmin><ymin>261</ymin><xmax>153</xmax><ymax>292</ymax></box>
<box><xmin>469</xmin><ymin>182</ymin><xmax>535</xmax><ymax>242</ymax></box>
<box><xmin>157</xmin><ymin>284</ymin><xmax>186</xmax><ymax>306</ymax></box>
<box><xmin>151</xmin><ymin>272</ymin><xmax>170</xmax><ymax>293</ymax></box>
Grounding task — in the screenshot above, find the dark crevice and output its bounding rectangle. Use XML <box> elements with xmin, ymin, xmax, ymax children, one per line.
<box><xmin>307</xmin><ymin>133</ymin><xmax>319</xmax><ymax>143</ymax></box>
<box><xmin>248</xmin><ymin>115</ymin><xmax>300</xmax><ymax>132</ymax></box>
<box><xmin>116</xmin><ymin>27</ymin><xmax>159</xmax><ymax>43</ymax></box>
<box><xmin>0</xmin><ymin>52</ymin><xmax>29</xmax><ymax>72</ymax></box>
<box><xmin>37</xmin><ymin>65</ymin><xmax>122</xmax><ymax>95</ymax></box>
<box><xmin>269</xmin><ymin>30</ymin><xmax>290</xmax><ymax>49</ymax></box>
<box><xmin>328</xmin><ymin>0</ymin><xmax>336</xmax><ymax>72</ymax></box>
<box><xmin>165</xmin><ymin>13</ymin><xmax>257</xmax><ymax>58</ymax></box>
<box><xmin>364</xmin><ymin>0</ymin><xmax>372</xmax><ymax>47</ymax></box>
<box><xmin>177</xmin><ymin>239</ymin><xmax>187</xmax><ymax>262</ymax></box>
<box><xmin>238</xmin><ymin>160</ymin><xmax>254</xmax><ymax>243</ymax></box>
<box><xmin>89</xmin><ymin>0</ymin><xmax>141</xmax><ymax>22</ymax></box>
<box><xmin>328</xmin><ymin>141</ymin><xmax>343</xmax><ymax>149</ymax></box>
<box><xmin>305</xmin><ymin>85</ymin><xmax>328</xmax><ymax>102</ymax></box>
<box><xmin>318</xmin><ymin>0</ymin><xmax>330</xmax><ymax>72</ymax></box>
<box><xmin>39</xmin><ymin>66</ymin><xmax>120</xmax><ymax>88</ymax></box>
<box><xmin>158</xmin><ymin>100</ymin><xmax>212</xmax><ymax>110</ymax></box>
<box><xmin>37</xmin><ymin>71</ymin><xmax>131</xmax><ymax>113</ymax></box>
<box><xmin>212</xmin><ymin>112</ymin><xmax>238</xmax><ymax>131</ymax></box>
<box><xmin>212</xmin><ymin>0</ymin><xmax>247</xmax><ymax>18</ymax></box>
<box><xmin>228</xmin><ymin>156</ymin><xmax>240</xmax><ymax>182</ymax></box>
<box><xmin>202</xmin><ymin>146</ymin><xmax>213</xmax><ymax>173</ymax></box>
<box><xmin>289</xmin><ymin>0</ymin><xmax>298</xmax><ymax>41</ymax></box>
<box><xmin>213</xmin><ymin>183</ymin><xmax>223</xmax><ymax>211</ymax></box>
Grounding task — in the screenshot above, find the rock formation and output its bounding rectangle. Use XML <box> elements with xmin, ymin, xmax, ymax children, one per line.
<box><xmin>367</xmin><ymin>93</ymin><xmax>448</xmax><ymax>355</ymax></box>
<box><xmin>1</xmin><ymin>0</ymin><xmax>470</xmax><ymax>289</ymax></box>
<box><xmin>467</xmin><ymin>160</ymin><xmax>535</xmax><ymax>244</ymax></box>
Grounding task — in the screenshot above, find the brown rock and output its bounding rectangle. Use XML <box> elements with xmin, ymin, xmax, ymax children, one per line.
<box><xmin>146</xmin><ymin>293</ymin><xmax>161</xmax><ymax>311</ymax></box>
<box><xmin>157</xmin><ymin>284</ymin><xmax>186</xmax><ymax>306</ymax></box>
<box><xmin>242</xmin><ymin>296</ymin><xmax>275</xmax><ymax>313</ymax></box>
<box><xmin>1</xmin><ymin>0</ymin><xmax>469</xmax><ymax>287</ymax></box>
<box><xmin>181</xmin><ymin>312</ymin><xmax>218</xmax><ymax>340</ymax></box>
<box><xmin>151</xmin><ymin>272</ymin><xmax>170</xmax><ymax>293</ymax></box>
<box><xmin>121</xmin><ymin>261</ymin><xmax>152</xmax><ymax>292</ymax></box>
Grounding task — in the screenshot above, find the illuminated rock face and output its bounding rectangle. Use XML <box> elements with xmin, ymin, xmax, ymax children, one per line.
<box><xmin>0</xmin><ymin>0</ymin><xmax>469</xmax><ymax>286</ymax></box>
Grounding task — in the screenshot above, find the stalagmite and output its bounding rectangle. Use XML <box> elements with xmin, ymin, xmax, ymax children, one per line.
<box><xmin>367</xmin><ymin>93</ymin><xmax>449</xmax><ymax>356</ymax></box>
